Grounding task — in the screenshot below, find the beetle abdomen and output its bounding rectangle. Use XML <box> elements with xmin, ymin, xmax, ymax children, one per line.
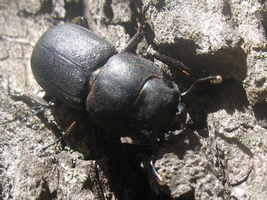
<box><xmin>31</xmin><ymin>24</ymin><xmax>116</xmax><ymax>109</ymax></box>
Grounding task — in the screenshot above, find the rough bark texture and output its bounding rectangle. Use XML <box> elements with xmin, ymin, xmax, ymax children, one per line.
<box><xmin>0</xmin><ymin>0</ymin><xmax>266</xmax><ymax>200</ymax></box>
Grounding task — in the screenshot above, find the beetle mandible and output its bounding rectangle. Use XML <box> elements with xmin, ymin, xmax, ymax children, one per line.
<box><xmin>31</xmin><ymin>6</ymin><xmax>222</xmax><ymax>143</ymax></box>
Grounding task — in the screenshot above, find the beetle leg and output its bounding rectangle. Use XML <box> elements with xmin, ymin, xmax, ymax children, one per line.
<box><xmin>181</xmin><ymin>75</ymin><xmax>223</xmax><ymax>97</ymax></box>
<box><xmin>9</xmin><ymin>91</ymin><xmax>59</xmax><ymax>109</ymax></box>
<box><xmin>41</xmin><ymin>121</ymin><xmax>77</xmax><ymax>152</ymax></box>
<box><xmin>9</xmin><ymin>91</ymin><xmax>62</xmax><ymax>140</ymax></box>
<box><xmin>121</xmin><ymin>29</ymin><xmax>144</xmax><ymax>53</ymax></box>
<box><xmin>142</xmin><ymin>52</ymin><xmax>223</xmax><ymax>97</ymax></box>
<box><xmin>143</xmin><ymin>52</ymin><xmax>191</xmax><ymax>76</ymax></box>
<box><xmin>9</xmin><ymin>91</ymin><xmax>49</xmax><ymax>108</ymax></box>
<box><xmin>149</xmin><ymin>160</ymin><xmax>167</xmax><ymax>186</ymax></box>
<box><xmin>70</xmin><ymin>16</ymin><xmax>89</xmax><ymax>29</ymax></box>
<box><xmin>121</xmin><ymin>3</ymin><xmax>151</xmax><ymax>52</ymax></box>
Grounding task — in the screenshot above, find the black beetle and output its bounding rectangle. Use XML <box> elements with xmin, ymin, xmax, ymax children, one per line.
<box><xmin>31</xmin><ymin>14</ymin><xmax>222</xmax><ymax>142</ymax></box>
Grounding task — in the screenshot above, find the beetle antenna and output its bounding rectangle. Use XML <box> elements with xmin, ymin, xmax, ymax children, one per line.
<box><xmin>181</xmin><ymin>75</ymin><xmax>223</xmax><ymax>97</ymax></box>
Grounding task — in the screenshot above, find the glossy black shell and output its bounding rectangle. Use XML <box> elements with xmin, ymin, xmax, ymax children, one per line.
<box><xmin>31</xmin><ymin>24</ymin><xmax>116</xmax><ymax>109</ymax></box>
<box><xmin>87</xmin><ymin>52</ymin><xmax>180</xmax><ymax>138</ymax></box>
<box><xmin>31</xmin><ymin>23</ymin><xmax>181</xmax><ymax>140</ymax></box>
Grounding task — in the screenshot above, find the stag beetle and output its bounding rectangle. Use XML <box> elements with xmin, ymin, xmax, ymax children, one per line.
<box><xmin>31</xmin><ymin>9</ymin><xmax>222</xmax><ymax>143</ymax></box>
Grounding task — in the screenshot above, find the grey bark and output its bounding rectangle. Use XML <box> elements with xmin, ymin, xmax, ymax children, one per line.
<box><xmin>0</xmin><ymin>0</ymin><xmax>266</xmax><ymax>199</ymax></box>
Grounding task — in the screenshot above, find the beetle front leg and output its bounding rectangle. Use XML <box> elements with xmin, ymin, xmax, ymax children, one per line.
<box><xmin>143</xmin><ymin>52</ymin><xmax>191</xmax><ymax>76</ymax></box>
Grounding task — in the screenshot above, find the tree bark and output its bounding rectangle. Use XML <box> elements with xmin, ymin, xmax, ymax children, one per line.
<box><xmin>0</xmin><ymin>0</ymin><xmax>266</xmax><ymax>199</ymax></box>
